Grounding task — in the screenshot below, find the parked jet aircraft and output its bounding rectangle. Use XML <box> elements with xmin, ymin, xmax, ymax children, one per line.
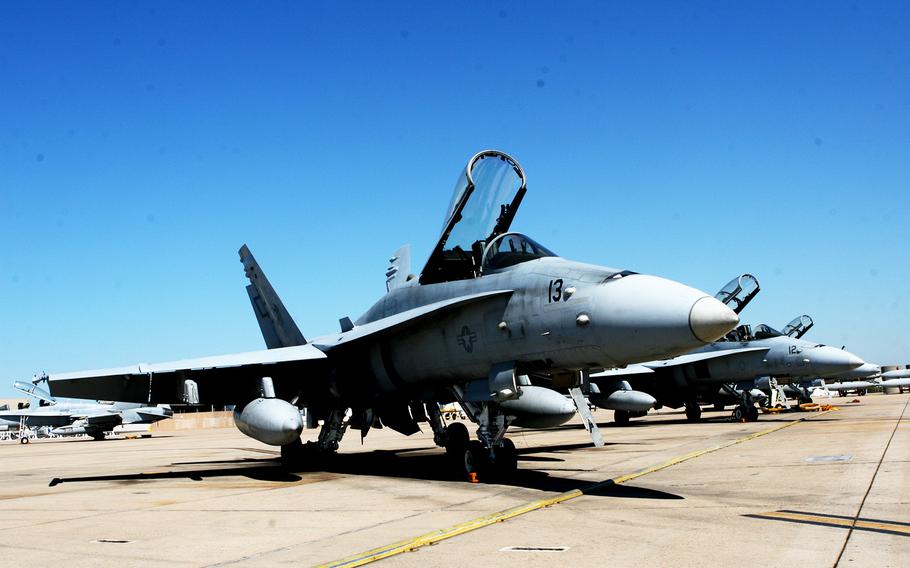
<box><xmin>45</xmin><ymin>150</ymin><xmax>740</xmax><ymax>479</ymax></box>
<box><xmin>589</xmin><ymin>276</ymin><xmax>864</xmax><ymax>423</ymax></box>
<box><xmin>0</xmin><ymin>380</ymin><xmax>171</xmax><ymax>443</ymax></box>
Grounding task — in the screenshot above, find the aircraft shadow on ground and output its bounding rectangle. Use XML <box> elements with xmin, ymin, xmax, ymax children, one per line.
<box><xmin>48</xmin><ymin>446</ymin><xmax>683</xmax><ymax>500</ymax></box>
<box><xmin>49</xmin><ymin>461</ymin><xmax>300</xmax><ymax>486</ymax></box>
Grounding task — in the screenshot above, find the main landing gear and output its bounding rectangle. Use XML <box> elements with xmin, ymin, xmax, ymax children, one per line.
<box><xmin>281</xmin><ymin>407</ymin><xmax>349</xmax><ymax>468</ymax></box>
<box><xmin>684</xmin><ymin>402</ymin><xmax>702</xmax><ymax>422</ymax></box>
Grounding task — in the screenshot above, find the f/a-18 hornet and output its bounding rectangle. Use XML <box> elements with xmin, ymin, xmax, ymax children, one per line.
<box><xmin>588</xmin><ymin>275</ymin><xmax>863</xmax><ymax>424</ymax></box>
<box><xmin>0</xmin><ymin>379</ymin><xmax>171</xmax><ymax>443</ymax></box>
<box><xmin>47</xmin><ymin>150</ymin><xmax>739</xmax><ymax>479</ymax></box>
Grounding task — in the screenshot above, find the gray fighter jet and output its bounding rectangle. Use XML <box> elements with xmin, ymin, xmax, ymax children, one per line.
<box><xmin>45</xmin><ymin>150</ymin><xmax>739</xmax><ymax>479</ymax></box>
<box><xmin>0</xmin><ymin>380</ymin><xmax>171</xmax><ymax>443</ymax></box>
<box><xmin>589</xmin><ymin>276</ymin><xmax>864</xmax><ymax>423</ymax></box>
<box><xmin>821</xmin><ymin>366</ymin><xmax>910</xmax><ymax>396</ymax></box>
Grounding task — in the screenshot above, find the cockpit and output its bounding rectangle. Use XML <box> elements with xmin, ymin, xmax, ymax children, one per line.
<box><xmin>420</xmin><ymin>150</ymin><xmax>556</xmax><ymax>284</ymax></box>
<box><xmin>481</xmin><ymin>232</ymin><xmax>556</xmax><ymax>272</ymax></box>
<box><xmin>752</xmin><ymin>324</ymin><xmax>784</xmax><ymax>340</ymax></box>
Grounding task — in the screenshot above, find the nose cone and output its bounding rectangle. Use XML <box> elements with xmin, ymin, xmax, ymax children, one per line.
<box><xmin>811</xmin><ymin>346</ymin><xmax>864</xmax><ymax>377</ymax></box>
<box><xmin>593</xmin><ymin>275</ymin><xmax>740</xmax><ymax>364</ymax></box>
<box><xmin>689</xmin><ymin>296</ymin><xmax>740</xmax><ymax>343</ymax></box>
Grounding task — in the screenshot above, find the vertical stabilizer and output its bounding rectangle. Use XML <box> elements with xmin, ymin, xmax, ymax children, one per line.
<box><xmin>385</xmin><ymin>244</ymin><xmax>412</xmax><ymax>291</ymax></box>
<box><xmin>239</xmin><ymin>244</ymin><xmax>306</xmax><ymax>349</ymax></box>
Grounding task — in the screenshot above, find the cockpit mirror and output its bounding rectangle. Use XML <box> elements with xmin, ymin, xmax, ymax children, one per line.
<box><xmin>714</xmin><ymin>274</ymin><xmax>760</xmax><ymax>315</ymax></box>
<box><xmin>781</xmin><ymin>314</ymin><xmax>814</xmax><ymax>339</ymax></box>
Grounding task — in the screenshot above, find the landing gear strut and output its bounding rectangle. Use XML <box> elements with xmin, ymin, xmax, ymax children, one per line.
<box><xmin>440</xmin><ymin>398</ymin><xmax>518</xmax><ymax>481</ymax></box>
<box><xmin>281</xmin><ymin>407</ymin><xmax>350</xmax><ymax>469</ymax></box>
<box><xmin>722</xmin><ymin>384</ymin><xmax>759</xmax><ymax>422</ymax></box>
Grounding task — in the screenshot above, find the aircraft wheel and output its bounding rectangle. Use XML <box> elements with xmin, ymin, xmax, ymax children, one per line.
<box><xmin>713</xmin><ymin>403</ymin><xmax>725</xmax><ymax>412</ymax></box>
<box><xmin>90</xmin><ymin>433</ymin><xmax>105</xmax><ymax>441</ymax></box>
<box><xmin>462</xmin><ymin>440</ymin><xmax>489</xmax><ymax>480</ymax></box>
<box><xmin>731</xmin><ymin>407</ymin><xmax>743</xmax><ymax>421</ymax></box>
<box><xmin>491</xmin><ymin>439</ymin><xmax>518</xmax><ymax>477</ymax></box>
<box><xmin>444</xmin><ymin>422</ymin><xmax>469</xmax><ymax>453</ymax></box>
<box><xmin>20</xmin><ymin>437</ymin><xmax>29</xmax><ymax>445</ymax></box>
<box><xmin>613</xmin><ymin>410</ymin><xmax>630</xmax><ymax>426</ymax></box>
<box><xmin>685</xmin><ymin>403</ymin><xmax>702</xmax><ymax>422</ymax></box>
<box><xmin>745</xmin><ymin>406</ymin><xmax>759</xmax><ymax>422</ymax></box>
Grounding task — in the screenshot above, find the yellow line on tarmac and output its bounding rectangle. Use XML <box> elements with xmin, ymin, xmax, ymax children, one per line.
<box><xmin>752</xmin><ymin>511</ymin><xmax>910</xmax><ymax>537</ymax></box>
<box><xmin>316</xmin><ymin>410</ymin><xmax>832</xmax><ymax>568</ymax></box>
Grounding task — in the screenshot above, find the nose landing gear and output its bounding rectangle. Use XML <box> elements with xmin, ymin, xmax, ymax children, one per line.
<box><xmin>428</xmin><ymin>400</ymin><xmax>518</xmax><ymax>481</ymax></box>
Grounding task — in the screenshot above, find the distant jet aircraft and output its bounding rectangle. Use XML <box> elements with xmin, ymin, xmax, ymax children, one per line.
<box><xmin>0</xmin><ymin>380</ymin><xmax>171</xmax><ymax>443</ymax></box>
<box><xmin>43</xmin><ymin>150</ymin><xmax>739</xmax><ymax>479</ymax></box>
<box><xmin>821</xmin><ymin>366</ymin><xmax>910</xmax><ymax>396</ymax></box>
<box><xmin>589</xmin><ymin>276</ymin><xmax>863</xmax><ymax>423</ymax></box>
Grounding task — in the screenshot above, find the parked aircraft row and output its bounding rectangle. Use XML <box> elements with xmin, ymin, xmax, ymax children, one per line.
<box><xmin>0</xmin><ymin>380</ymin><xmax>171</xmax><ymax>443</ymax></box>
<box><xmin>13</xmin><ymin>149</ymin><xmax>902</xmax><ymax>480</ymax></box>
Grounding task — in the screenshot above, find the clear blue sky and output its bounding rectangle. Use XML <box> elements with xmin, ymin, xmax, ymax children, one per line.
<box><xmin>2</xmin><ymin>2</ymin><xmax>908</xmax><ymax>397</ymax></box>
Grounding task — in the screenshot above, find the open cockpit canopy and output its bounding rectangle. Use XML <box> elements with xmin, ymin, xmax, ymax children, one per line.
<box><xmin>781</xmin><ymin>314</ymin><xmax>814</xmax><ymax>339</ymax></box>
<box><xmin>714</xmin><ymin>274</ymin><xmax>760</xmax><ymax>315</ymax></box>
<box><xmin>420</xmin><ymin>150</ymin><xmax>529</xmax><ymax>284</ymax></box>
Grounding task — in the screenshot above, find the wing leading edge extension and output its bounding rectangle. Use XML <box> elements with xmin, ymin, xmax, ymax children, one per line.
<box><xmin>47</xmin><ymin>289</ymin><xmax>514</xmax><ymax>405</ymax></box>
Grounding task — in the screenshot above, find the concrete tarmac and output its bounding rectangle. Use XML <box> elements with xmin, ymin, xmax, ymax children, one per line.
<box><xmin>0</xmin><ymin>393</ymin><xmax>906</xmax><ymax>568</ymax></box>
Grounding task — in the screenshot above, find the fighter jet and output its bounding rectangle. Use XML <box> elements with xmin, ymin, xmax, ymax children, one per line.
<box><xmin>45</xmin><ymin>150</ymin><xmax>739</xmax><ymax>479</ymax></box>
<box><xmin>822</xmin><ymin>366</ymin><xmax>910</xmax><ymax>396</ymax></box>
<box><xmin>0</xmin><ymin>379</ymin><xmax>171</xmax><ymax>443</ymax></box>
<box><xmin>589</xmin><ymin>275</ymin><xmax>864</xmax><ymax>423</ymax></box>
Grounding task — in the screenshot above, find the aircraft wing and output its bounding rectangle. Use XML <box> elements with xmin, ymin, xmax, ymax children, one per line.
<box><xmin>589</xmin><ymin>365</ymin><xmax>655</xmax><ymax>379</ymax></box>
<box><xmin>48</xmin><ymin>344</ymin><xmax>330</xmax><ymax>405</ymax></box>
<box><xmin>589</xmin><ymin>347</ymin><xmax>771</xmax><ymax>379</ymax></box>
<box><xmin>313</xmin><ymin>290</ymin><xmax>514</xmax><ymax>351</ymax></box>
<box><xmin>48</xmin><ymin>290</ymin><xmax>513</xmax><ymax>405</ymax></box>
<box><xmin>641</xmin><ymin>347</ymin><xmax>771</xmax><ymax>369</ymax></box>
<box><xmin>75</xmin><ymin>412</ymin><xmax>123</xmax><ymax>427</ymax></box>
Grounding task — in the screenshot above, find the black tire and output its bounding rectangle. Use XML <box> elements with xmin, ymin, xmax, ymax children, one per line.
<box><xmin>444</xmin><ymin>422</ymin><xmax>470</xmax><ymax>453</ymax></box>
<box><xmin>280</xmin><ymin>438</ymin><xmax>306</xmax><ymax>469</ymax></box>
<box><xmin>90</xmin><ymin>432</ymin><xmax>105</xmax><ymax>441</ymax></box>
<box><xmin>732</xmin><ymin>407</ymin><xmax>743</xmax><ymax>421</ymax></box>
<box><xmin>462</xmin><ymin>440</ymin><xmax>489</xmax><ymax>480</ymax></box>
<box><xmin>745</xmin><ymin>406</ymin><xmax>759</xmax><ymax>422</ymax></box>
<box><xmin>685</xmin><ymin>404</ymin><xmax>702</xmax><ymax>423</ymax></box>
<box><xmin>20</xmin><ymin>437</ymin><xmax>29</xmax><ymax>445</ymax></box>
<box><xmin>492</xmin><ymin>439</ymin><xmax>518</xmax><ymax>477</ymax></box>
<box><xmin>614</xmin><ymin>410</ymin><xmax>630</xmax><ymax>426</ymax></box>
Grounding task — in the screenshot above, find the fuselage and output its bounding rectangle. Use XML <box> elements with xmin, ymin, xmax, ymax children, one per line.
<box><xmin>688</xmin><ymin>336</ymin><xmax>864</xmax><ymax>383</ymax></box>
<box><xmin>336</xmin><ymin>256</ymin><xmax>732</xmax><ymax>392</ymax></box>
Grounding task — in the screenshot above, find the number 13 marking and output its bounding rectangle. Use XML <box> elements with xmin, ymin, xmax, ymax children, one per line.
<box><xmin>548</xmin><ymin>279</ymin><xmax>564</xmax><ymax>303</ymax></box>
